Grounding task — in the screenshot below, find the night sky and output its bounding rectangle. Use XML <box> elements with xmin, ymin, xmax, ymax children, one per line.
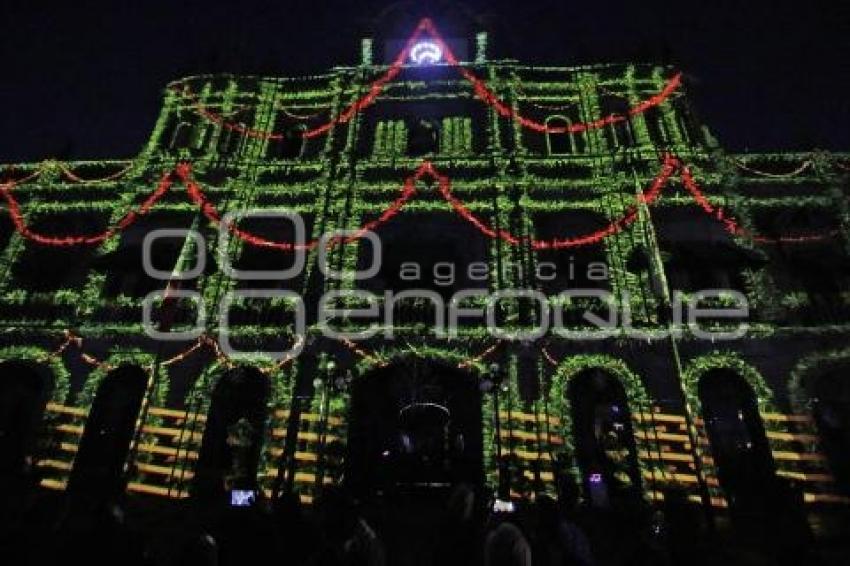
<box><xmin>1</xmin><ymin>0</ymin><xmax>849</xmax><ymax>163</ymax></box>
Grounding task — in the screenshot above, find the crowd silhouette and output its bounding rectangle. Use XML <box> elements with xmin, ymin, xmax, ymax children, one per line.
<box><xmin>0</xmin><ymin>460</ymin><xmax>836</xmax><ymax>566</ymax></box>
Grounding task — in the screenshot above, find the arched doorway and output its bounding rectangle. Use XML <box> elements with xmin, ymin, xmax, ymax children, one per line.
<box><xmin>0</xmin><ymin>361</ymin><xmax>53</xmax><ymax>476</ymax></box>
<box><xmin>346</xmin><ymin>359</ymin><xmax>483</xmax><ymax>495</ymax></box>
<box><xmin>68</xmin><ymin>365</ymin><xmax>148</xmax><ymax>498</ymax></box>
<box><xmin>809</xmin><ymin>367</ymin><xmax>850</xmax><ymax>492</ymax></box>
<box><xmin>698</xmin><ymin>369</ymin><xmax>776</xmax><ymax>507</ymax></box>
<box><xmin>193</xmin><ymin>366</ymin><xmax>270</xmax><ymax>499</ymax></box>
<box><xmin>568</xmin><ymin>368</ymin><xmax>642</xmax><ymax>506</ymax></box>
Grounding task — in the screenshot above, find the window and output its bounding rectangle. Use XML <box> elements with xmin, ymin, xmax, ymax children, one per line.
<box><xmin>356</xmin><ymin>212</ymin><xmax>489</xmax><ymax>329</ymax></box>
<box><xmin>661</xmin><ymin>242</ymin><xmax>755</xmax><ymax>294</ymax></box>
<box><xmin>373</xmin><ymin>120</ymin><xmax>407</xmax><ymax>158</ymax></box>
<box><xmin>533</xmin><ymin>212</ymin><xmax>611</xmax><ymax>294</ymax></box>
<box><xmin>98</xmin><ymin>214</ymin><xmax>196</xmax><ymax>299</ymax></box>
<box><xmin>12</xmin><ymin>213</ymin><xmax>106</xmax><ymax>292</ymax></box>
<box><xmin>407</xmin><ymin>118</ymin><xmax>440</xmax><ymax>157</ymax></box>
<box><xmin>217</xmin><ymin>126</ymin><xmax>243</xmax><ymax>156</ymax></box>
<box><xmin>546</xmin><ymin>117</ymin><xmax>571</xmax><ymax>155</ymax></box>
<box><xmin>192</xmin><ymin>123</ymin><xmax>213</xmax><ymax>154</ymax></box>
<box><xmin>544</xmin><ymin>116</ymin><xmax>585</xmax><ymax>155</ymax></box>
<box><xmin>267</xmin><ymin>125</ymin><xmax>306</xmax><ymax>160</ymax></box>
<box><xmin>358</xmin><ymin>212</ymin><xmax>489</xmax><ymax>301</ymax></box>
<box><xmin>169</xmin><ymin>121</ymin><xmax>193</xmax><ymax>149</ymax></box>
<box><xmin>0</xmin><ymin>215</ymin><xmax>13</xmax><ymax>257</ymax></box>
<box><xmin>232</xmin><ymin>214</ymin><xmax>315</xmax><ymax>293</ymax></box>
<box><xmin>672</xmin><ymin>98</ymin><xmax>704</xmax><ymax>146</ymax></box>
<box><xmin>655</xmin><ymin>208</ymin><xmax>763</xmax><ymax>295</ymax></box>
<box><xmin>167</xmin><ymin>119</ymin><xmax>210</xmax><ymax>155</ymax></box>
<box><xmin>752</xmin><ymin>208</ymin><xmax>849</xmax><ymax>322</ymax></box>
<box><xmin>598</xmin><ymin>94</ymin><xmax>634</xmax><ymax>150</ymax></box>
<box><xmin>643</xmin><ymin>107</ymin><xmax>667</xmax><ymax>147</ymax></box>
<box><xmin>440</xmin><ymin>117</ymin><xmax>473</xmax><ymax>155</ymax></box>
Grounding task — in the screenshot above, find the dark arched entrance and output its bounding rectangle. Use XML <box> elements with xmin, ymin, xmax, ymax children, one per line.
<box><xmin>193</xmin><ymin>366</ymin><xmax>270</xmax><ymax>499</ymax></box>
<box><xmin>568</xmin><ymin>369</ymin><xmax>642</xmax><ymax>506</ymax></box>
<box><xmin>809</xmin><ymin>367</ymin><xmax>850</xmax><ymax>493</ymax></box>
<box><xmin>0</xmin><ymin>361</ymin><xmax>54</xmax><ymax>476</ymax></box>
<box><xmin>699</xmin><ymin>369</ymin><xmax>776</xmax><ymax>507</ymax></box>
<box><xmin>68</xmin><ymin>365</ymin><xmax>148</xmax><ymax>498</ymax></box>
<box><xmin>347</xmin><ymin>359</ymin><xmax>483</xmax><ymax>495</ymax></box>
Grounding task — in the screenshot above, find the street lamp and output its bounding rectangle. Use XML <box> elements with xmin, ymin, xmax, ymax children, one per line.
<box><xmin>314</xmin><ymin>357</ymin><xmax>341</xmax><ymax>492</ymax></box>
<box><xmin>484</xmin><ymin>362</ymin><xmax>511</xmax><ymax>500</ymax></box>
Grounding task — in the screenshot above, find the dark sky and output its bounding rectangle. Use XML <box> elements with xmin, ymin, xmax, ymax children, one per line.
<box><xmin>1</xmin><ymin>0</ymin><xmax>849</xmax><ymax>162</ymax></box>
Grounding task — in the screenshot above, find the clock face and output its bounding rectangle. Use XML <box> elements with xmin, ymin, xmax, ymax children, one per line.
<box><xmin>410</xmin><ymin>41</ymin><xmax>443</xmax><ymax>65</ymax></box>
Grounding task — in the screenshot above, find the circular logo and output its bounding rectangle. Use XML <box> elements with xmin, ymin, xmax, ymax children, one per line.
<box><xmin>410</xmin><ymin>41</ymin><xmax>443</xmax><ymax>65</ymax></box>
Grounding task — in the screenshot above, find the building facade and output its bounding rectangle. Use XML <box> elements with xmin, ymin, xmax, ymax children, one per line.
<box><xmin>1</xmin><ymin>17</ymin><xmax>849</xmax><ymax>527</ymax></box>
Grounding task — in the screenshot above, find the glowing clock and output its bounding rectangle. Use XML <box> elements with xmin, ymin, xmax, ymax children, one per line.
<box><xmin>410</xmin><ymin>41</ymin><xmax>443</xmax><ymax>65</ymax></box>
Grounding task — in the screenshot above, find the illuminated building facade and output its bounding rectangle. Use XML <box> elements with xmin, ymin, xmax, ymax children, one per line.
<box><xmin>1</xmin><ymin>13</ymin><xmax>849</xmax><ymax>535</ymax></box>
